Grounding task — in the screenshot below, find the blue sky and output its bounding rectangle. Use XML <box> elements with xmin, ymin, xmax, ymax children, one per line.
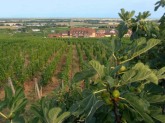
<box><xmin>0</xmin><ymin>0</ymin><xmax>164</xmax><ymax>18</ymax></box>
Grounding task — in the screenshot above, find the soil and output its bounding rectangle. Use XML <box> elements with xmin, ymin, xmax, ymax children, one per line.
<box><xmin>0</xmin><ymin>47</ymin><xmax>62</xmax><ymax>100</ymax></box>
<box><xmin>23</xmin><ymin>47</ymin><xmax>63</xmax><ymax>100</ymax></box>
<box><xmin>42</xmin><ymin>46</ymin><xmax>69</xmax><ymax>97</ymax></box>
<box><xmin>24</xmin><ymin>53</ymin><xmax>30</xmax><ymax>67</ymax></box>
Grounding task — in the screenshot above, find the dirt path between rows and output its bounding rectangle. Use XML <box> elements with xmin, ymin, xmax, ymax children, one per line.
<box><xmin>23</xmin><ymin>46</ymin><xmax>63</xmax><ymax>100</ymax></box>
<box><xmin>42</xmin><ymin>46</ymin><xmax>70</xmax><ymax>97</ymax></box>
<box><xmin>0</xmin><ymin>46</ymin><xmax>63</xmax><ymax>100</ymax></box>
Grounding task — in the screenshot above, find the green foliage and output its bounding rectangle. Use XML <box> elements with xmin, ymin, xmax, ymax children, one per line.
<box><xmin>62</xmin><ymin>44</ymin><xmax>72</xmax><ymax>84</ymax></box>
<box><xmin>154</xmin><ymin>0</ymin><xmax>165</xmax><ymax>11</ymax></box>
<box><xmin>102</xmin><ymin>56</ymin><xmax>108</xmax><ymax>66</ymax></box>
<box><xmin>0</xmin><ymin>86</ymin><xmax>28</xmax><ymax>123</ymax></box>
<box><xmin>118</xmin><ymin>8</ymin><xmax>135</xmax><ymax>21</ymax></box>
<box><xmin>30</xmin><ymin>97</ymin><xmax>70</xmax><ymax>123</ymax></box>
<box><xmin>0</xmin><ymin>2</ymin><xmax>165</xmax><ymax>123</ymax></box>
<box><xmin>135</xmin><ymin>11</ymin><xmax>151</xmax><ymax>20</ymax></box>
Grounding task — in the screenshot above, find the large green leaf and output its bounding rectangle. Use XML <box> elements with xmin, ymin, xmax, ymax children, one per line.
<box><xmin>132</xmin><ymin>38</ymin><xmax>161</xmax><ymax>58</ymax></box>
<box><xmin>29</xmin><ymin>117</ymin><xmax>40</xmax><ymax>123</ymax></box>
<box><xmin>146</xmin><ymin>95</ymin><xmax>165</xmax><ymax>103</ymax></box>
<box><xmin>48</xmin><ymin>107</ymin><xmax>70</xmax><ymax>123</ymax></box>
<box><xmin>89</xmin><ymin>60</ymin><xmax>105</xmax><ymax>78</ymax></box>
<box><xmin>10</xmin><ymin>98</ymin><xmax>28</xmax><ymax>113</ymax></box>
<box><xmin>121</xmin><ymin>63</ymin><xmax>158</xmax><ymax>85</ymax></box>
<box><xmin>106</xmin><ymin>76</ymin><xmax>115</xmax><ymax>87</ymax></box>
<box><xmin>4</xmin><ymin>86</ymin><xmax>13</xmax><ymax>99</ymax></box>
<box><xmin>110</xmin><ymin>64</ymin><xmax>122</xmax><ymax>77</ymax></box>
<box><xmin>0</xmin><ymin>99</ymin><xmax>8</xmax><ymax>111</ymax></box>
<box><xmin>30</xmin><ymin>106</ymin><xmax>44</xmax><ymax>120</ymax></box>
<box><xmin>48</xmin><ymin>107</ymin><xmax>61</xmax><ymax>122</ymax></box>
<box><xmin>86</xmin><ymin>100</ymin><xmax>104</xmax><ymax>122</ymax></box>
<box><xmin>55</xmin><ymin>112</ymin><xmax>70</xmax><ymax>123</ymax></box>
<box><xmin>105</xmin><ymin>62</ymin><xmax>111</xmax><ymax>76</ymax></box>
<box><xmin>155</xmin><ymin>67</ymin><xmax>165</xmax><ymax>79</ymax></box>
<box><xmin>131</xmin><ymin>63</ymin><xmax>157</xmax><ymax>84</ymax></box>
<box><xmin>124</xmin><ymin>94</ymin><xmax>154</xmax><ymax>123</ymax></box>
<box><xmin>117</xmin><ymin>23</ymin><xmax>128</xmax><ymax>38</ymax></box>
<box><xmin>149</xmin><ymin>106</ymin><xmax>162</xmax><ymax>115</ymax></box>
<box><xmin>124</xmin><ymin>104</ymin><xmax>143</xmax><ymax>122</ymax></box>
<box><xmin>43</xmin><ymin>107</ymin><xmax>49</xmax><ymax>123</ymax></box>
<box><xmin>144</xmin><ymin>83</ymin><xmax>164</xmax><ymax>94</ymax></box>
<box><xmin>73</xmin><ymin>90</ymin><xmax>97</xmax><ymax>116</ymax></box>
<box><xmin>118</xmin><ymin>13</ymin><xmax>125</xmax><ymax>21</ymax></box>
<box><xmin>71</xmin><ymin>68</ymin><xmax>97</xmax><ymax>83</ymax></box>
<box><xmin>111</xmin><ymin>38</ymin><xmax>121</xmax><ymax>54</ymax></box>
<box><xmin>121</xmin><ymin>70</ymin><xmax>136</xmax><ymax>84</ymax></box>
<box><xmin>130</xmin><ymin>11</ymin><xmax>135</xmax><ymax>18</ymax></box>
<box><xmin>121</xmin><ymin>38</ymin><xmax>161</xmax><ymax>64</ymax></box>
<box><xmin>10</xmin><ymin>116</ymin><xmax>25</xmax><ymax>123</ymax></box>
<box><xmin>151</xmin><ymin>115</ymin><xmax>165</xmax><ymax>123</ymax></box>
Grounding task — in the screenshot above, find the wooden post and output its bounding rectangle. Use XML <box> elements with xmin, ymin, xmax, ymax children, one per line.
<box><xmin>8</xmin><ymin>77</ymin><xmax>15</xmax><ymax>95</ymax></box>
<box><xmin>35</xmin><ymin>78</ymin><xmax>41</xmax><ymax>99</ymax></box>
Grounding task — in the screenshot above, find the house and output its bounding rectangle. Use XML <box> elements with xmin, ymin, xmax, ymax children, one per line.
<box><xmin>95</xmin><ymin>30</ymin><xmax>105</xmax><ymax>37</ymax></box>
<box><xmin>104</xmin><ymin>29</ymin><xmax>117</xmax><ymax>37</ymax></box>
<box><xmin>97</xmin><ymin>30</ymin><xmax>105</xmax><ymax>33</ymax></box>
<box><xmin>95</xmin><ymin>32</ymin><xmax>105</xmax><ymax>37</ymax></box>
<box><xmin>11</xmin><ymin>25</ymin><xmax>22</xmax><ymax>28</ymax></box>
<box><xmin>48</xmin><ymin>34</ymin><xmax>60</xmax><ymax>38</ymax></box>
<box><xmin>123</xmin><ymin>30</ymin><xmax>132</xmax><ymax>37</ymax></box>
<box><xmin>16</xmin><ymin>30</ymin><xmax>22</xmax><ymax>33</ymax></box>
<box><xmin>70</xmin><ymin>27</ymin><xmax>95</xmax><ymax>37</ymax></box>
<box><xmin>32</xmin><ymin>28</ymin><xmax>40</xmax><ymax>32</ymax></box>
<box><xmin>51</xmin><ymin>30</ymin><xmax>55</xmax><ymax>33</ymax></box>
<box><xmin>59</xmin><ymin>31</ymin><xmax>70</xmax><ymax>37</ymax></box>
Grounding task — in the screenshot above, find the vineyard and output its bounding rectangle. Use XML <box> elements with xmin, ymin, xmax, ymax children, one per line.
<box><xmin>0</xmin><ymin>38</ymin><xmax>113</xmax><ymax>98</ymax></box>
<box><xmin>0</xmin><ymin>1</ymin><xmax>165</xmax><ymax>123</ymax></box>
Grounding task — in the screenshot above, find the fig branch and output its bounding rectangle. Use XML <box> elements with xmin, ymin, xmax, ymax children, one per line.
<box><xmin>106</xmin><ymin>84</ymin><xmax>120</xmax><ymax>123</ymax></box>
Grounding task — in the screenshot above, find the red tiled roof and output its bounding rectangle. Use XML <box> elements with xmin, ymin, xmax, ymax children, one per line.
<box><xmin>95</xmin><ymin>32</ymin><xmax>105</xmax><ymax>37</ymax></box>
<box><xmin>97</xmin><ymin>30</ymin><xmax>105</xmax><ymax>33</ymax></box>
<box><xmin>70</xmin><ymin>27</ymin><xmax>95</xmax><ymax>36</ymax></box>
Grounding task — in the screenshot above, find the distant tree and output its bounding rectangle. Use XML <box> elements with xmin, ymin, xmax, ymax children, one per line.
<box><xmin>0</xmin><ymin>23</ymin><xmax>4</xmax><ymax>26</ymax></box>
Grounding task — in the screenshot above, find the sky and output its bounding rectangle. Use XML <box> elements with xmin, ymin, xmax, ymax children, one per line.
<box><xmin>0</xmin><ymin>0</ymin><xmax>164</xmax><ymax>18</ymax></box>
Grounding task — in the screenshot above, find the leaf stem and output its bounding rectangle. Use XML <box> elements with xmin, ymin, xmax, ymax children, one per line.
<box><xmin>120</xmin><ymin>57</ymin><xmax>133</xmax><ymax>64</ymax></box>
<box><xmin>119</xmin><ymin>97</ymin><xmax>126</xmax><ymax>100</ymax></box>
<box><xmin>94</xmin><ymin>89</ymin><xmax>107</xmax><ymax>94</ymax></box>
<box><xmin>0</xmin><ymin>112</ymin><xmax>8</xmax><ymax>119</ymax></box>
<box><xmin>106</xmin><ymin>84</ymin><xmax>120</xmax><ymax>123</ymax></box>
<box><xmin>113</xmin><ymin>53</ymin><xmax>117</xmax><ymax>61</ymax></box>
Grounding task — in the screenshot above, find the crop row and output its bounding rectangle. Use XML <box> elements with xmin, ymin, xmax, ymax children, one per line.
<box><xmin>62</xmin><ymin>44</ymin><xmax>73</xmax><ymax>85</ymax></box>
<box><xmin>40</xmin><ymin>43</ymin><xmax>67</xmax><ymax>86</ymax></box>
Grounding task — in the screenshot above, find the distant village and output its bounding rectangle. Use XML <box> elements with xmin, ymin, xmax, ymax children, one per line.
<box><xmin>48</xmin><ymin>27</ymin><xmax>132</xmax><ymax>38</ymax></box>
<box><xmin>9</xmin><ymin>23</ymin><xmax>133</xmax><ymax>38</ymax></box>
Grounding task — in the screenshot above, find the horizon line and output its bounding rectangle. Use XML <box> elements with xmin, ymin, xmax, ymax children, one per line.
<box><xmin>0</xmin><ymin>17</ymin><xmax>160</xmax><ymax>19</ymax></box>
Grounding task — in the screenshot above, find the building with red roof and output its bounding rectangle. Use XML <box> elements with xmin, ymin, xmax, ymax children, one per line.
<box><xmin>70</xmin><ymin>27</ymin><xmax>95</xmax><ymax>37</ymax></box>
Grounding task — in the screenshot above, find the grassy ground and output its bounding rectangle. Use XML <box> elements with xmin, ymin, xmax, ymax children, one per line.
<box><xmin>44</xmin><ymin>27</ymin><xmax>70</xmax><ymax>34</ymax></box>
<box><xmin>0</xmin><ymin>26</ymin><xmax>18</xmax><ymax>29</ymax></box>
